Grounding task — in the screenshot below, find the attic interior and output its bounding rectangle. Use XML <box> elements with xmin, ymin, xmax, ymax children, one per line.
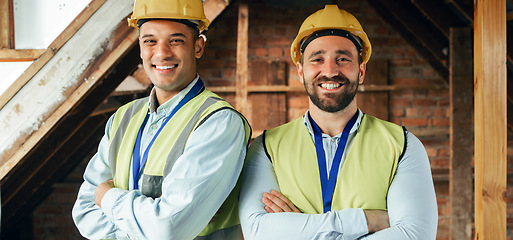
<box><xmin>0</xmin><ymin>0</ymin><xmax>511</xmax><ymax>239</ymax></box>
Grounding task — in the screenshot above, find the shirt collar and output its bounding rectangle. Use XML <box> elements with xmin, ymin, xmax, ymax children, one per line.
<box><xmin>148</xmin><ymin>74</ymin><xmax>200</xmax><ymax>115</ymax></box>
<box><xmin>303</xmin><ymin>109</ymin><xmax>363</xmax><ymax>138</ymax></box>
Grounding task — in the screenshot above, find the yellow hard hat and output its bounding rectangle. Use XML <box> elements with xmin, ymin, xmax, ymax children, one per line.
<box><xmin>127</xmin><ymin>0</ymin><xmax>210</xmax><ymax>31</ymax></box>
<box><xmin>290</xmin><ymin>5</ymin><xmax>372</xmax><ymax>64</ymax></box>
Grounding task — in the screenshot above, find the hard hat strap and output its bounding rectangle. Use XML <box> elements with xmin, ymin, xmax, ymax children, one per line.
<box><xmin>300</xmin><ymin>29</ymin><xmax>363</xmax><ymax>55</ymax></box>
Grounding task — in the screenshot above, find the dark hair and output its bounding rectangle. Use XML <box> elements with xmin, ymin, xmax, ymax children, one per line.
<box><xmin>138</xmin><ymin>18</ymin><xmax>200</xmax><ymax>41</ymax></box>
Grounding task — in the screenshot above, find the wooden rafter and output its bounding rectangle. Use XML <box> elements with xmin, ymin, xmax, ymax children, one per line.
<box><xmin>0</xmin><ymin>0</ymin><xmax>107</xmax><ymax>111</ymax></box>
<box><xmin>235</xmin><ymin>2</ymin><xmax>248</xmax><ymax>116</ymax></box>
<box><xmin>449</xmin><ymin>27</ymin><xmax>473</xmax><ymax>240</ymax></box>
<box><xmin>368</xmin><ymin>0</ymin><xmax>450</xmax><ymax>79</ymax></box>
<box><xmin>411</xmin><ymin>0</ymin><xmax>469</xmax><ymax>38</ymax></box>
<box><xmin>474</xmin><ymin>0</ymin><xmax>507</xmax><ymax>238</ymax></box>
<box><xmin>1</xmin><ymin>0</ymin><xmax>235</xmax><ymax>235</ymax></box>
<box><xmin>203</xmin><ymin>0</ymin><xmax>231</xmax><ymax>25</ymax></box>
<box><xmin>0</xmin><ymin>49</ymin><xmax>46</xmax><ymax>62</ymax></box>
<box><xmin>0</xmin><ymin>0</ymin><xmax>13</xmax><ymax>49</ymax></box>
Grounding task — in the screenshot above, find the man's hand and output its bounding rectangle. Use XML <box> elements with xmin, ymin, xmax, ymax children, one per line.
<box><xmin>262</xmin><ymin>190</ymin><xmax>301</xmax><ymax>213</ymax></box>
<box><xmin>95</xmin><ymin>179</ymin><xmax>115</xmax><ymax>207</ymax></box>
<box><xmin>363</xmin><ymin>209</ymin><xmax>390</xmax><ymax>233</ymax></box>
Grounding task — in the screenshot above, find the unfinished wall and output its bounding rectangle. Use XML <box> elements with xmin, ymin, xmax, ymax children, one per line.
<box><xmin>28</xmin><ymin>1</ymin><xmax>513</xmax><ymax>239</ymax></box>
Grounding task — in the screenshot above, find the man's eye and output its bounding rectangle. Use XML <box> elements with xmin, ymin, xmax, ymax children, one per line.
<box><xmin>143</xmin><ymin>39</ymin><xmax>156</xmax><ymax>44</ymax></box>
<box><xmin>170</xmin><ymin>39</ymin><xmax>185</xmax><ymax>44</ymax></box>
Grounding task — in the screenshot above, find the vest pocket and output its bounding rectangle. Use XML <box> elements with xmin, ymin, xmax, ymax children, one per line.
<box><xmin>141</xmin><ymin>174</ymin><xmax>163</xmax><ymax>198</ymax></box>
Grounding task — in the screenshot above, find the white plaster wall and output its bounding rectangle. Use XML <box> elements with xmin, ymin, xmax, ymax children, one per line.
<box><xmin>0</xmin><ymin>0</ymin><xmax>134</xmax><ymax>160</ymax></box>
<box><xmin>0</xmin><ymin>0</ymin><xmax>92</xmax><ymax>97</ymax></box>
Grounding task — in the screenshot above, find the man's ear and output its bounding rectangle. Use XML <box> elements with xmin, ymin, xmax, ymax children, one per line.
<box><xmin>195</xmin><ymin>35</ymin><xmax>206</xmax><ymax>58</ymax></box>
<box><xmin>358</xmin><ymin>62</ymin><xmax>366</xmax><ymax>84</ymax></box>
<box><xmin>297</xmin><ymin>62</ymin><xmax>304</xmax><ymax>84</ymax></box>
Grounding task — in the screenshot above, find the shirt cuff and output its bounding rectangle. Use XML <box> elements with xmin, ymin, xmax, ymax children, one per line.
<box><xmin>101</xmin><ymin>187</ymin><xmax>128</xmax><ymax>220</ymax></box>
<box><xmin>340</xmin><ymin>208</ymin><xmax>368</xmax><ymax>240</ymax></box>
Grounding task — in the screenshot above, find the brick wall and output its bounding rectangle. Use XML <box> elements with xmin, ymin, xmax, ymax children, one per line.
<box><xmin>30</xmin><ymin>1</ymin><xmax>512</xmax><ymax>239</ymax></box>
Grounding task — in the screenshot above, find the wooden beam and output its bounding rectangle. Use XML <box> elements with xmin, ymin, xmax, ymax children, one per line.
<box><xmin>357</xmin><ymin>59</ymin><xmax>389</xmax><ymax>120</ymax></box>
<box><xmin>368</xmin><ymin>0</ymin><xmax>449</xmax><ymax>80</ymax></box>
<box><xmin>1</xmin><ymin>32</ymin><xmax>140</xmax><ymax>231</ymax></box>
<box><xmin>0</xmin><ymin>27</ymin><xmax>139</xmax><ymax>180</ymax></box>
<box><xmin>249</xmin><ymin>60</ymin><xmax>287</xmax><ymax>132</ymax></box>
<box><xmin>0</xmin><ymin>0</ymin><xmax>107</xmax><ymax>111</ymax></box>
<box><xmin>0</xmin><ymin>49</ymin><xmax>46</xmax><ymax>62</ymax></box>
<box><xmin>235</xmin><ymin>2</ymin><xmax>248</xmax><ymax>116</ymax></box>
<box><xmin>411</xmin><ymin>0</ymin><xmax>470</xmax><ymax>38</ymax></box>
<box><xmin>474</xmin><ymin>0</ymin><xmax>507</xmax><ymax>239</ymax></box>
<box><xmin>0</xmin><ymin>0</ymin><xmax>12</xmax><ymax>49</ymax></box>
<box><xmin>449</xmin><ymin>27</ymin><xmax>473</xmax><ymax>240</ymax></box>
<box><xmin>203</xmin><ymin>0</ymin><xmax>231</xmax><ymax>26</ymax></box>
<box><xmin>445</xmin><ymin>0</ymin><xmax>474</xmax><ymax>25</ymax></box>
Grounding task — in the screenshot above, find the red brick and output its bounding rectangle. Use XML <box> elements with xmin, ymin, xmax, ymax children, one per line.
<box><xmin>394</xmin><ymin>78</ymin><xmax>419</xmax><ymax>86</ymax></box>
<box><xmin>268</xmin><ymin>47</ymin><xmax>283</xmax><ymax>57</ymax></box>
<box><xmin>438</xmin><ymin>148</ymin><xmax>450</xmax><ymax>157</ymax></box>
<box><xmin>413</xmin><ymin>99</ymin><xmax>436</xmax><ymax>106</ymax></box>
<box><xmin>425</xmin><ymin>147</ymin><xmax>438</xmax><ymax>157</ymax></box>
<box><xmin>391</xmin><ymin>108</ymin><xmax>405</xmax><ymax>117</ymax></box>
<box><xmin>255</xmin><ymin>48</ymin><xmax>267</xmax><ymax>57</ymax></box>
<box><xmin>266</xmin><ymin>37</ymin><xmax>290</xmax><ymax>46</ymax></box>
<box><xmin>402</xmin><ymin>118</ymin><xmax>427</xmax><ymax>126</ymax></box>
<box><xmin>431</xmin><ymin>118</ymin><xmax>450</xmax><ymax>127</ymax></box>
<box><xmin>390</xmin><ymin>98</ymin><xmax>411</xmax><ymax>107</ymax></box>
<box><xmin>405</xmin><ymin>108</ymin><xmax>418</xmax><ymax>117</ymax></box>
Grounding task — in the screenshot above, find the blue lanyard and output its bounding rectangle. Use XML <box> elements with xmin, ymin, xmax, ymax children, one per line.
<box><xmin>308</xmin><ymin>111</ymin><xmax>359</xmax><ymax>213</ymax></box>
<box><xmin>131</xmin><ymin>79</ymin><xmax>205</xmax><ymax>189</ymax></box>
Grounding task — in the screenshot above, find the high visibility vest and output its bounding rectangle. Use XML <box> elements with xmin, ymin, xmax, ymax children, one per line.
<box><xmin>108</xmin><ymin>89</ymin><xmax>251</xmax><ymax>238</ymax></box>
<box><xmin>264</xmin><ymin>114</ymin><xmax>405</xmax><ymax>214</ymax></box>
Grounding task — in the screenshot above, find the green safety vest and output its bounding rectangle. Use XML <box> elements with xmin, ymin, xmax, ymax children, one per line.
<box><xmin>264</xmin><ymin>114</ymin><xmax>405</xmax><ymax>214</ymax></box>
<box><xmin>107</xmin><ymin>89</ymin><xmax>251</xmax><ymax>238</ymax></box>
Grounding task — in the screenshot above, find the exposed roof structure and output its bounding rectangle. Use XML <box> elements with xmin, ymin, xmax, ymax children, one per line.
<box><xmin>0</xmin><ymin>0</ymin><xmax>510</xmax><ymax>238</ymax></box>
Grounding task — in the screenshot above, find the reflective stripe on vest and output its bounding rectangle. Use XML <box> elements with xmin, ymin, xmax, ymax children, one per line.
<box><xmin>264</xmin><ymin>114</ymin><xmax>405</xmax><ymax>214</ymax></box>
<box><xmin>108</xmin><ymin>89</ymin><xmax>251</xmax><ymax>238</ymax></box>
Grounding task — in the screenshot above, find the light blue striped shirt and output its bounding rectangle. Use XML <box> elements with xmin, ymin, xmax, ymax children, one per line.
<box><xmin>72</xmin><ymin>77</ymin><xmax>248</xmax><ymax>239</ymax></box>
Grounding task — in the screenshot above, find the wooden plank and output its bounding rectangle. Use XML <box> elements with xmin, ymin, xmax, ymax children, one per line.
<box><xmin>235</xmin><ymin>3</ymin><xmax>248</xmax><ymax>116</ymax></box>
<box><xmin>203</xmin><ymin>0</ymin><xmax>231</xmax><ymax>26</ymax></box>
<box><xmin>0</xmin><ymin>28</ymin><xmax>138</xmax><ymax>180</ymax></box>
<box><xmin>357</xmin><ymin>59</ymin><xmax>389</xmax><ymax>121</ymax></box>
<box><xmin>371</xmin><ymin>0</ymin><xmax>448</xmax><ymax>64</ymax></box>
<box><xmin>0</xmin><ymin>0</ymin><xmax>11</xmax><ymax>48</ymax></box>
<box><xmin>1</xmin><ymin>28</ymin><xmax>140</xmax><ymax>229</ymax></box>
<box><xmin>449</xmin><ymin>27</ymin><xmax>473</xmax><ymax>240</ymax></box>
<box><xmin>474</xmin><ymin>0</ymin><xmax>507</xmax><ymax>239</ymax></box>
<box><xmin>249</xmin><ymin>60</ymin><xmax>287</xmax><ymax>132</ymax></box>
<box><xmin>411</xmin><ymin>0</ymin><xmax>469</xmax><ymax>38</ymax></box>
<box><xmin>0</xmin><ymin>0</ymin><xmax>107</xmax><ymax>111</ymax></box>
<box><xmin>0</xmin><ymin>49</ymin><xmax>46</xmax><ymax>62</ymax></box>
<box><xmin>368</xmin><ymin>0</ymin><xmax>449</xmax><ymax>80</ymax></box>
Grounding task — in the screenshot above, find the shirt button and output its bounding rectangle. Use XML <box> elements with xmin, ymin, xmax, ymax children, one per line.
<box><xmin>331</xmin><ymin>138</ymin><xmax>336</xmax><ymax>142</ymax></box>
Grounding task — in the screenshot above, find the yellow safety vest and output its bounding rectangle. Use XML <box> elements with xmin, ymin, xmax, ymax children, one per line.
<box><xmin>108</xmin><ymin>89</ymin><xmax>251</xmax><ymax>237</ymax></box>
<box><xmin>264</xmin><ymin>114</ymin><xmax>405</xmax><ymax>214</ymax></box>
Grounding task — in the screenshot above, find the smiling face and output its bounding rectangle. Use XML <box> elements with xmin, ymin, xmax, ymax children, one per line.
<box><xmin>139</xmin><ymin>20</ymin><xmax>205</xmax><ymax>104</ymax></box>
<box><xmin>297</xmin><ymin>35</ymin><xmax>366</xmax><ymax>113</ymax></box>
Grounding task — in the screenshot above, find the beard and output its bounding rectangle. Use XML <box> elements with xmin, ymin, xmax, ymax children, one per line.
<box><xmin>303</xmin><ymin>73</ymin><xmax>359</xmax><ymax>113</ymax></box>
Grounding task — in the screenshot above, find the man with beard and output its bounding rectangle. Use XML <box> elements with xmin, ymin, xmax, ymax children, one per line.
<box><xmin>238</xmin><ymin>5</ymin><xmax>438</xmax><ymax>240</ymax></box>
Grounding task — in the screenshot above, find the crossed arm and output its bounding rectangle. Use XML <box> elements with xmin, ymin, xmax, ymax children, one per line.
<box><xmin>72</xmin><ymin>110</ymin><xmax>247</xmax><ymax>239</ymax></box>
<box><xmin>238</xmin><ymin>134</ymin><xmax>438</xmax><ymax>240</ymax></box>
